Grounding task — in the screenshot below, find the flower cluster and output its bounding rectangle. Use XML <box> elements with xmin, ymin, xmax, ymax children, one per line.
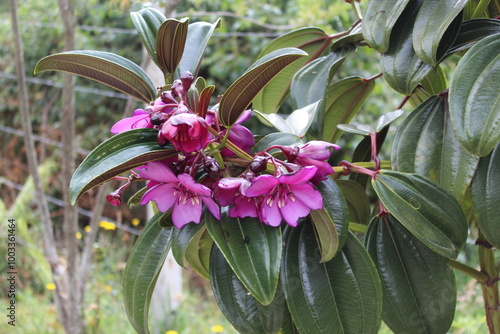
<box><xmin>107</xmin><ymin>72</ymin><xmax>340</xmax><ymax>229</ymax></box>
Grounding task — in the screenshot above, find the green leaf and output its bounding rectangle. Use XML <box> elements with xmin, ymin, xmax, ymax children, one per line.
<box><xmin>184</xmin><ymin>225</ymin><xmax>213</xmax><ymax>279</ymax></box>
<box><xmin>445</xmin><ymin>18</ymin><xmax>500</xmax><ymax>56</ymax></box>
<box><xmin>171</xmin><ymin>222</ymin><xmax>204</xmax><ymax>267</ymax></box>
<box><xmin>205</xmin><ymin>209</ymin><xmax>282</xmax><ymax>305</ymax></box>
<box><xmin>330</xmin><ymin>24</ymin><xmax>363</xmax><ymax>52</ymax></box>
<box><xmin>391</xmin><ymin>95</ymin><xmax>479</xmax><ymax>201</ymax></box>
<box><xmin>210</xmin><ymin>246</ymin><xmax>285</xmax><ymax>334</ymax></box>
<box><xmin>471</xmin><ymin>143</ymin><xmax>500</xmax><ymax>249</ymax></box>
<box><xmin>336</xmin><ymin>180</ymin><xmax>371</xmax><ymax>226</ymax></box>
<box><xmin>412</xmin><ymin>0</ymin><xmax>468</xmax><ymax>66</ymax></box>
<box><xmin>69</xmin><ymin>129</ymin><xmax>175</xmax><ymax>204</ymax></box>
<box><xmin>254</xmin><ymin>100</ymin><xmax>322</xmax><ymax>138</ymax></box>
<box><xmin>290</xmin><ymin>46</ymin><xmax>354</xmax><ymax>109</ymax></box>
<box><xmin>251</xmin><ymin>132</ymin><xmax>303</xmax><ymax>154</ymax></box>
<box><xmin>156</xmin><ymin>18</ymin><xmax>189</xmax><ymax>79</ymax></box>
<box><xmin>379</xmin><ymin>0</ymin><xmax>433</xmax><ymax>95</ymax></box>
<box><xmin>372</xmin><ymin>171</ymin><xmax>468</xmax><ymax>259</ymax></box>
<box><xmin>420</xmin><ymin>65</ymin><xmax>448</xmax><ymax>95</ymax></box>
<box><xmin>365</xmin><ymin>215</ymin><xmax>457</xmax><ymax>334</ymax></box>
<box><xmin>449</xmin><ymin>33</ymin><xmax>500</xmax><ymax>157</ymax></box>
<box><xmin>176</xmin><ymin>20</ymin><xmax>221</xmax><ymax>78</ymax></box>
<box><xmin>337</xmin><ymin>109</ymin><xmax>404</xmax><ymax>136</ymax></box>
<box><xmin>34</xmin><ymin>51</ymin><xmax>157</xmax><ymax>104</ymax></box>
<box><xmin>362</xmin><ymin>0</ymin><xmax>412</xmax><ymax>52</ymax></box>
<box><xmin>282</xmin><ymin>224</ymin><xmax>382</xmax><ymax>334</ymax></box>
<box><xmin>219</xmin><ymin>48</ymin><xmax>307</xmax><ymax>126</ymax></box>
<box><xmin>130</xmin><ymin>8</ymin><xmax>166</xmax><ymax>69</ymax></box>
<box><xmin>123</xmin><ymin>212</ymin><xmax>172</xmax><ymax>334</ymax></box>
<box><xmin>252</xmin><ymin>27</ymin><xmax>330</xmax><ymax>114</ymax></box>
<box><xmin>128</xmin><ymin>187</ymin><xmax>148</xmax><ymax>208</ymax></box>
<box><xmin>310</xmin><ymin>177</ymin><xmax>349</xmax><ymax>262</ymax></box>
<box><xmin>323</xmin><ymin>77</ymin><xmax>375</xmax><ymax>143</ymax></box>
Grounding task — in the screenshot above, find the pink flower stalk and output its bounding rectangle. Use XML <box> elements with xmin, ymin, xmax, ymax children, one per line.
<box><xmin>139</xmin><ymin>162</ymin><xmax>220</xmax><ymax>228</ymax></box>
<box><xmin>281</xmin><ymin>141</ymin><xmax>340</xmax><ymax>183</ymax></box>
<box><xmin>159</xmin><ymin>112</ymin><xmax>210</xmax><ymax>154</ymax></box>
<box><xmin>245</xmin><ymin>166</ymin><xmax>323</xmax><ymax>227</ymax></box>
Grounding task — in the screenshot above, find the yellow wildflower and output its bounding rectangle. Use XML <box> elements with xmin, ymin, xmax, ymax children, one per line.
<box><xmin>99</xmin><ymin>221</ymin><xmax>116</xmax><ymax>230</ymax></box>
<box><xmin>211</xmin><ymin>325</ymin><xmax>224</xmax><ymax>333</ymax></box>
<box><xmin>131</xmin><ymin>218</ymin><xmax>140</xmax><ymax>226</ymax></box>
<box><xmin>46</xmin><ymin>283</ymin><xmax>56</xmax><ymax>291</ymax></box>
<box><xmin>76</xmin><ymin>232</ymin><xmax>82</xmax><ymax>239</ymax></box>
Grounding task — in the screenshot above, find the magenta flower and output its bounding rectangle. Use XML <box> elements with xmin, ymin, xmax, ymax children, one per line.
<box><xmin>281</xmin><ymin>141</ymin><xmax>340</xmax><ymax>183</ymax></box>
<box><xmin>215</xmin><ymin>177</ymin><xmax>261</xmax><ymax>219</ymax></box>
<box><xmin>111</xmin><ymin>109</ymin><xmax>153</xmax><ymax>134</ymax></box>
<box><xmin>245</xmin><ymin>166</ymin><xmax>323</xmax><ymax>227</ymax></box>
<box><xmin>160</xmin><ymin>113</ymin><xmax>210</xmax><ymax>154</ymax></box>
<box><xmin>206</xmin><ymin>109</ymin><xmax>255</xmax><ymax>156</ymax></box>
<box><xmin>139</xmin><ymin>162</ymin><xmax>220</xmax><ymax>228</ymax></box>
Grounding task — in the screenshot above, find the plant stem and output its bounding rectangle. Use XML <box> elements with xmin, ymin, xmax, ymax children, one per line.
<box><xmin>472</xmin><ymin>0</ymin><xmax>491</xmax><ymax>19</ymax></box>
<box><xmin>477</xmin><ymin>232</ymin><xmax>500</xmax><ymax>333</ymax></box>
<box><xmin>447</xmin><ymin>259</ymin><xmax>488</xmax><ymax>284</ymax></box>
<box><xmin>350</xmin><ymin>1</ymin><xmax>363</xmax><ymax>20</ymax></box>
<box><xmin>349</xmin><ymin>222</ymin><xmax>367</xmax><ymax>233</ymax></box>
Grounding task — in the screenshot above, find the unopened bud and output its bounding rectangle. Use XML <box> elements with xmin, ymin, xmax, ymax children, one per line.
<box><xmin>249</xmin><ymin>156</ymin><xmax>268</xmax><ymax>174</ymax></box>
<box><xmin>204</xmin><ymin>157</ymin><xmax>221</xmax><ymax>178</ymax></box>
<box><xmin>106</xmin><ymin>190</ymin><xmax>122</xmax><ymax>206</ymax></box>
<box><xmin>150</xmin><ymin>112</ymin><xmax>168</xmax><ymax>125</ymax></box>
<box><xmin>180</xmin><ymin>71</ymin><xmax>194</xmax><ymax>92</ymax></box>
<box><xmin>171</xmin><ymin>80</ymin><xmax>184</xmax><ymax>98</ymax></box>
<box><xmin>161</xmin><ymin>90</ymin><xmax>176</xmax><ymax>104</ymax></box>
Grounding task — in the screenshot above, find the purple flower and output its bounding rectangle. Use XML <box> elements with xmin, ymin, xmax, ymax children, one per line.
<box><xmin>245</xmin><ymin>166</ymin><xmax>323</xmax><ymax>227</ymax></box>
<box><xmin>160</xmin><ymin>113</ymin><xmax>210</xmax><ymax>154</ymax></box>
<box><xmin>139</xmin><ymin>162</ymin><xmax>220</xmax><ymax>228</ymax></box>
<box><xmin>111</xmin><ymin>109</ymin><xmax>153</xmax><ymax>134</ymax></box>
<box><xmin>281</xmin><ymin>141</ymin><xmax>340</xmax><ymax>183</ymax></box>
<box><xmin>215</xmin><ymin>177</ymin><xmax>260</xmax><ymax>219</ymax></box>
<box><xmin>206</xmin><ymin>109</ymin><xmax>255</xmax><ymax>156</ymax></box>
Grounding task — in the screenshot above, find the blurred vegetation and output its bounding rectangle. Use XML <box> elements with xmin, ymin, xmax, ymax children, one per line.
<box><xmin>0</xmin><ymin>0</ymin><xmax>489</xmax><ymax>332</ymax></box>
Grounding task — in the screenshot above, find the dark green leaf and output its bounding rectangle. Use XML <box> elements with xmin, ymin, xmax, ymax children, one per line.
<box><xmin>449</xmin><ymin>33</ymin><xmax>500</xmax><ymax>157</ymax></box>
<box><xmin>252</xmin><ymin>27</ymin><xmax>330</xmax><ymax>113</ymax></box>
<box><xmin>471</xmin><ymin>143</ymin><xmax>500</xmax><ymax>248</ymax></box>
<box><xmin>69</xmin><ymin>129</ymin><xmax>175</xmax><ymax>204</ymax></box>
<box><xmin>34</xmin><ymin>50</ymin><xmax>157</xmax><ymax>104</ymax></box>
<box><xmin>445</xmin><ymin>19</ymin><xmax>500</xmax><ymax>56</ymax></box>
<box><xmin>412</xmin><ymin>0</ymin><xmax>468</xmax><ymax>66</ymax></box>
<box><xmin>130</xmin><ymin>8</ymin><xmax>166</xmax><ymax>69</ymax></box>
<box><xmin>323</xmin><ymin>77</ymin><xmax>375</xmax><ymax>143</ymax></box>
<box><xmin>219</xmin><ymin>48</ymin><xmax>307</xmax><ymax>126</ymax></box>
<box><xmin>391</xmin><ymin>95</ymin><xmax>479</xmax><ymax>201</ymax></box>
<box><xmin>176</xmin><ymin>20</ymin><xmax>221</xmax><ymax>78</ymax></box>
<box><xmin>156</xmin><ymin>18</ymin><xmax>189</xmax><ymax>79</ymax></box>
<box><xmin>205</xmin><ymin>209</ymin><xmax>282</xmax><ymax>305</ymax></box>
<box><xmin>282</xmin><ymin>224</ymin><xmax>382</xmax><ymax>333</ymax></box>
<box><xmin>365</xmin><ymin>215</ymin><xmax>456</xmax><ymax>334</ymax></box>
<box><xmin>171</xmin><ymin>222</ymin><xmax>204</xmax><ymax>267</ymax></box>
<box><xmin>290</xmin><ymin>46</ymin><xmax>354</xmax><ymax>109</ymax></box>
<box><xmin>372</xmin><ymin>171</ymin><xmax>468</xmax><ymax>259</ymax></box>
<box><xmin>336</xmin><ymin>180</ymin><xmax>371</xmax><ymax>226</ymax></box>
<box><xmin>379</xmin><ymin>0</ymin><xmax>433</xmax><ymax>95</ymax></box>
<box><xmin>184</xmin><ymin>226</ymin><xmax>213</xmax><ymax>279</ymax></box>
<box><xmin>123</xmin><ymin>212</ymin><xmax>172</xmax><ymax>334</ymax></box>
<box><xmin>330</xmin><ymin>24</ymin><xmax>363</xmax><ymax>52</ymax></box>
<box><xmin>128</xmin><ymin>187</ymin><xmax>148</xmax><ymax>208</ymax></box>
<box><xmin>420</xmin><ymin>66</ymin><xmax>448</xmax><ymax>95</ymax></box>
<box><xmin>362</xmin><ymin>0</ymin><xmax>412</xmax><ymax>52</ymax></box>
<box><xmin>210</xmin><ymin>246</ymin><xmax>285</xmax><ymax>334</ymax></box>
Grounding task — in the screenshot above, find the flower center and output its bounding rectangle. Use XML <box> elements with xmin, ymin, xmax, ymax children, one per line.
<box><xmin>265</xmin><ymin>184</ymin><xmax>295</xmax><ymax>209</ymax></box>
<box><xmin>174</xmin><ymin>184</ymin><xmax>201</xmax><ymax>205</ymax></box>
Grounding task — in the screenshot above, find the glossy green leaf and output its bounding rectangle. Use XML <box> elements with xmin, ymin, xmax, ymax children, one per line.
<box><xmin>69</xmin><ymin>129</ymin><xmax>175</xmax><ymax>204</ymax></box>
<box><xmin>171</xmin><ymin>222</ymin><xmax>204</xmax><ymax>267</ymax></box>
<box><xmin>323</xmin><ymin>77</ymin><xmax>375</xmax><ymax>143</ymax></box>
<box><xmin>337</xmin><ymin>109</ymin><xmax>404</xmax><ymax>136</ymax></box>
<box><xmin>420</xmin><ymin>65</ymin><xmax>447</xmax><ymax>95</ymax></box>
<box><xmin>380</xmin><ymin>0</ymin><xmax>433</xmax><ymax>95</ymax></box>
<box><xmin>330</xmin><ymin>24</ymin><xmax>363</xmax><ymax>52</ymax></box>
<box><xmin>251</xmin><ymin>132</ymin><xmax>303</xmax><ymax>154</ymax></box>
<box><xmin>34</xmin><ymin>50</ymin><xmax>157</xmax><ymax>104</ymax></box>
<box><xmin>252</xmin><ymin>27</ymin><xmax>330</xmax><ymax>113</ymax></box>
<box><xmin>123</xmin><ymin>212</ymin><xmax>172</xmax><ymax>334</ymax></box>
<box><xmin>184</xmin><ymin>225</ymin><xmax>213</xmax><ymax>279</ymax></box>
<box><xmin>176</xmin><ymin>20</ymin><xmax>221</xmax><ymax>78</ymax></box>
<box><xmin>219</xmin><ymin>48</ymin><xmax>307</xmax><ymax>126</ymax></box>
<box><xmin>254</xmin><ymin>100</ymin><xmax>322</xmax><ymax>138</ymax></box>
<box><xmin>372</xmin><ymin>171</ymin><xmax>468</xmax><ymax>259</ymax></box>
<box><xmin>365</xmin><ymin>214</ymin><xmax>457</xmax><ymax>334</ymax></box>
<box><xmin>205</xmin><ymin>209</ymin><xmax>282</xmax><ymax>305</ymax></box>
<box><xmin>128</xmin><ymin>187</ymin><xmax>148</xmax><ymax>208</ymax></box>
<box><xmin>449</xmin><ymin>33</ymin><xmax>500</xmax><ymax>157</ymax></box>
<box><xmin>412</xmin><ymin>0</ymin><xmax>468</xmax><ymax>66</ymax></box>
<box><xmin>392</xmin><ymin>95</ymin><xmax>479</xmax><ymax>201</ymax></box>
<box><xmin>156</xmin><ymin>18</ymin><xmax>189</xmax><ymax>79</ymax></box>
<box><xmin>471</xmin><ymin>143</ymin><xmax>500</xmax><ymax>249</ymax></box>
<box><xmin>445</xmin><ymin>18</ymin><xmax>500</xmax><ymax>56</ymax></box>
<box><xmin>336</xmin><ymin>180</ymin><xmax>371</xmax><ymax>226</ymax></box>
<box><xmin>130</xmin><ymin>8</ymin><xmax>166</xmax><ymax>69</ymax></box>
<box><xmin>210</xmin><ymin>247</ymin><xmax>285</xmax><ymax>334</ymax></box>
<box><xmin>310</xmin><ymin>177</ymin><xmax>349</xmax><ymax>262</ymax></box>
<box><xmin>362</xmin><ymin>0</ymin><xmax>411</xmax><ymax>52</ymax></box>
<box><xmin>282</xmin><ymin>224</ymin><xmax>382</xmax><ymax>334</ymax></box>
<box><xmin>290</xmin><ymin>46</ymin><xmax>354</xmax><ymax>109</ymax></box>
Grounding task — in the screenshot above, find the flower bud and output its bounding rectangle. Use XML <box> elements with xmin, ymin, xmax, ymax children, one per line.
<box><xmin>161</xmin><ymin>90</ymin><xmax>177</xmax><ymax>104</ymax></box>
<box><xmin>106</xmin><ymin>190</ymin><xmax>122</xmax><ymax>206</ymax></box>
<box><xmin>204</xmin><ymin>156</ymin><xmax>221</xmax><ymax>179</ymax></box>
<box><xmin>180</xmin><ymin>71</ymin><xmax>194</xmax><ymax>92</ymax></box>
<box><xmin>171</xmin><ymin>79</ymin><xmax>184</xmax><ymax>98</ymax></box>
<box><xmin>249</xmin><ymin>156</ymin><xmax>268</xmax><ymax>174</ymax></box>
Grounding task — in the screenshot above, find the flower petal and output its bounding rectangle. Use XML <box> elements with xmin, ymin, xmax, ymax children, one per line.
<box><xmin>140</xmin><ymin>183</ymin><xmax>177</xmax><ymax>212</ymax></box>
<box><xmin>278</xmin><ymin>166</ymin><xmax>317</xmax><ymax>185</ymax></box>
<box><xmin>110</xmin><ymin>113</ymin><xmax>151</xmax><ymax>134</ymax></box>
<box><xmin>280</xmin><ymin>199</ymin><xmax>310</xmax><ymax>227</ymax></box>
<box><xmin>202</xmin><ymin>197</ymin><xmax>221</xmax><ymax>220</ymax></box>
<box><xmin>139</xmin><ymin>162</ymin><xmax>178</xmax><ymax>183</ymax></box>
<box><xmin>260</xmin><ymin>199</ymin><xmax>282</xmax><ymax>227</ymax></box>
<box><xmin>290</xmin><ymin>183</ymin><xmax>323</xmax><ymax>210</ymax></box>
<box><xmin>178</xmin><ymin>174</ymin><xmax>212</xmax><ymax>196</ymax></box>
<box><xmin>245</xmin><ymin>175</ymin><xmax>278</xmax><ymax>197</ymax></box>
<box><xmin>229</xmin><ymin>196</ymin><xmax>259</xmax><ymax>218</ymax></box>
<box><xmin>172</xmin><ymin>197</ymin><xmax>202</xmax><ymax>228</ymax></box>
